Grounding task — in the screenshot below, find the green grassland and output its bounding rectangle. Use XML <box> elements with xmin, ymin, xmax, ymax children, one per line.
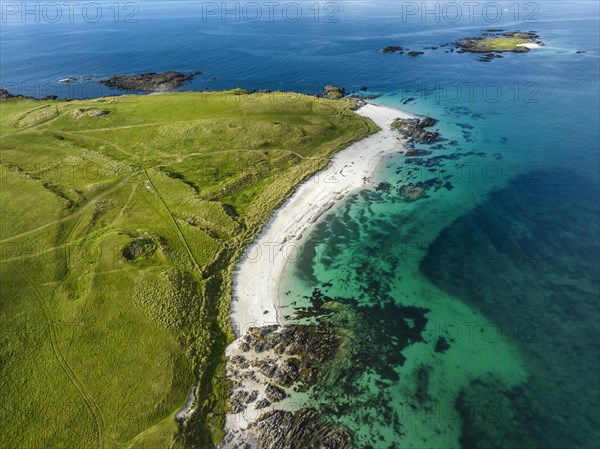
<box><xmin>485</xmin><ymin>37</ymin><xmax>531</xmax><ymax>50</ymax></box>
<box><xmin>0</xmin><ymin>91</ymin><xmax>378</xmax><ymax>449</ymax></box>
<box><xmin>457</xmin><ymin>37</ymin><xmax>532</xmax><ymax>53</ymax></box>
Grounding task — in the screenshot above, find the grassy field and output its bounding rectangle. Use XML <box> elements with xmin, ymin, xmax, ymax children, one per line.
<box><xmin>457</xmin><ymin>37</ymin><xmax>532</xmax><ymax>53</ymax></box>
<box><xmin>485</xmin><ymin>37</ymin><xmax>531</xmax><ymax>50</ymax></box>
<box><xmin>0</xmin><ymin>91</ymin><xmax>378</xmax><ymax>449</ymax></box>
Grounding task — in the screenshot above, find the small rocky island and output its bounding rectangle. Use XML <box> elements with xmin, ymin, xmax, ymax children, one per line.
<box><xmin>456</xmin><ymin>30</ymin><xmax>544</xmax><ymax>54</ymax></box>
<box><xmin>380</xmin><ymin>46</ymin><xmax>425</xmax><ymax>56</ymax></box>
<box><xmin>381</xmin><ymin>45</ymin><xmax>405</xmax><ymax>54</ymax></box>
<box><xmin>100</xmin><ymin>71</ymin><xmax>201</xmax><ymax>92</ymax></box>
<box><xmin>380</xmin><ymin>31</ymin><xmax>543</xmax><ymax>62</ymax></box>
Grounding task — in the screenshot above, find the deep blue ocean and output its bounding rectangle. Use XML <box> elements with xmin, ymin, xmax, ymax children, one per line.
<box><xmin>2</xmin><ymin>1</ymin><xmax>599</xmax><ymax>448</ymax></box>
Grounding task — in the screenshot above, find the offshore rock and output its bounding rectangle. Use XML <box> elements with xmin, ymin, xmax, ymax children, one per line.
<box><xmin>101</xmin><ymin>71</ymin><xmax>198</xmax><ymax>92</ymax></box>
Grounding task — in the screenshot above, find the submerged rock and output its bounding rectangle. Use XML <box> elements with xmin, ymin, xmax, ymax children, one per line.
<box><xmin>399</xmin><ymin>184</ymin><xmax>426</xmax><ymax>201</ymax></box>
<box><xmin>405</xmin><ymin>149</ymin><xmax>433</xmax><ymax>157</ymax></box>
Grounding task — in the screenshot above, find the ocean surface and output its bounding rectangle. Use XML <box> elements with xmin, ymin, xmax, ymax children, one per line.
<box><xmin>2</xmin><ymin>1</ymin><xmax>599</xmax><ymax>448</ymax></box>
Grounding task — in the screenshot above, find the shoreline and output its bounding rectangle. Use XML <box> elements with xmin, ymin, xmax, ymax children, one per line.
<box><xmin>230</xmin><ymin>103</ymin><xmax>412</xmax><ymax>338</ymax></box>
<box><xmin>225</xmin><ymin>102</ymin><xmax>413</xmax><ymax>434</ymax></box>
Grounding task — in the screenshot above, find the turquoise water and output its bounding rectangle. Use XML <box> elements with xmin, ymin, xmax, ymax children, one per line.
<box><xmin>2</xmin><ymin>1</ymin><xmax>599</xmax><ymax>447</ymax></box>
<box><xmin>275</xmin><ymin>4</ymin><xmax>599</xmax><ymax>448</ymax></box>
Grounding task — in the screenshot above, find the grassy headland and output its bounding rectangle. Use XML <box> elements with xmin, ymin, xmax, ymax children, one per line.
<box><xmin>0</xmin><ymin>91</ymin><xmax>378</xmax><ymax>449</ymax></box>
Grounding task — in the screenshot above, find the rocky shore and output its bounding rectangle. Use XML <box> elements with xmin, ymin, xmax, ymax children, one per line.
<box><xmin>0</xmin><ymin>88</ymin><xmax>58</xmax><ymax>101</ymax></box>
<box><xmin>221</xmin><ymin>284</ymin><xmax>433</xmax><ymax>448</ymax></box>
<box><xmin>221</xmin><ymin>324</ymin><xmax>351</xmax><ymax>449</ymax></box>
<box><xmin>390</xmin><ymin>116</ymin><xmax>440</xmax><ymax>144</ymax></box>
<box><xmin>223</xmin><ymin>104</ymin><xmax>411</xmax><ymax>448</ymax></box>
<box><xmin>221</xmin><ymin>408</ymin><xmax>352</xmax><ymax>449</ymax></box>
<box><xmin>100</xmin><ymin>71</ymin><xmax>201</xmax><ymax>92</ymax></box>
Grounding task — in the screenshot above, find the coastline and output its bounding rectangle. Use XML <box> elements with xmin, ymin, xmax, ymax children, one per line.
<box><xmin>230</xmin><ymin>103</ymin><xmax>412</xmax><ymax>338</ymax></box>
<box><xmin>224</xmin><ymin>103</ymin><xmax>413</xmax><ymax>436</ymax></box>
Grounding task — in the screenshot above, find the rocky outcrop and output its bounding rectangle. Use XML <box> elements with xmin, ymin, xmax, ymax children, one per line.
<box><xmin>228</xmin><ymin>324</ymin><xmax>341</xmax><ymax>400</ymax></box>
<box><xmin>1</xmin><ymin>88</ymin><xmax>59</xmax><ymax>101</ymax></box>
<box><xmin>252</xmin><ymin>409</ymin><xmax>351</xmax><ymax>449</ymax></box>
<box><xmin>0</xmin><ymin>88</ymin><xmax>18</xmax><ymax>99</ymax></box>
<box><xmin>222</xmin><ymin>323</ymin><xmax>347</xmax><ymax>448</ymax></box>
<box><xmin>264</xmin><ymin>384</ymin><xmax>286</xmax><ymax>402</ymax></box>
<box><xmin>100</xmin><ymin>71</ymin><xmax>200</xmax><ymax>92</ymax></box>
<box><xmin>381</xmin><ymin>45</ymin><xmax>404</xmax><ymax>53</ymax></box>
<box><xmin>322</xmin><ymin>85</ymin><xmax>346</xmax><ymax>100</ymax></box>
<box><xmin>503</xmin><ymin>31</ymin><xmax>542</xmax><ymax>41</ymax></box>
<box><xmin>391</xmin><ymin>117</ymin><xmax>440</xmax><ymax>144</ymax></box>
<box><xmin>220</xmin><ymin>408</ymin><xmax>352</xmax><ymax>449</ymax></box>
<box><xmin>347</xmin><ymin>95</ymin><xmax>366</xmax><ymax>110</ymax></box>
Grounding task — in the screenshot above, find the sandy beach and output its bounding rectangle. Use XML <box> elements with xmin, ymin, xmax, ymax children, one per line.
<box><xmin>221</xmin><ymin>103</ymin><xmax>413</xmax><ymax>437</ymax></box>
<box><xmin>230</xmin><ymin>103</ymin><xmax>413</xmax><ymax>338</ymax></box>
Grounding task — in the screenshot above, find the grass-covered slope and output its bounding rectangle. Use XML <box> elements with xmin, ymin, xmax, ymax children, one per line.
<box><xmin>0</xmin><ymin>91</ymin><xmax>378</xmax><ymax>449</ymax></box>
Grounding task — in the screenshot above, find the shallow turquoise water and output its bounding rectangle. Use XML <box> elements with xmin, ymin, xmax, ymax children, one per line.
<box><xmin>2</xmin><ymin>1</ymin><xmax>599</xmax><ymax>447</ymax></box>
<box><xmin>276</xmin><ymin>4</ymin><xmax>600</xmax><ymax>448</ymax></box>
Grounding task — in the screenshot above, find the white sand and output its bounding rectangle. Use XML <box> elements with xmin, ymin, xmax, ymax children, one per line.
<box><xmin>230</xmin><ymin>103</ymin><xmax>413</xmax><ymax>338</ymax></box>
<box><xmin>518</xmin><ymin>43</ymin><xmax>544</xmax><ymax>49</ymax></box>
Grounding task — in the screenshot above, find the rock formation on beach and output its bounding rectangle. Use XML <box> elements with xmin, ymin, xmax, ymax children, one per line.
<box><xmin>222</xmin><ymin>323</ymin><xmax>349</xmax><ymax>448</ymax></box>
<box><xmin>390</xmin><ymin>116</ymin><xmax>440</xmax><ymax>143</ymax></box>
<box><xmin>222</xmin><ymin>282</ymin><xmax>434</xmax><ymax>448</ymax></box>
